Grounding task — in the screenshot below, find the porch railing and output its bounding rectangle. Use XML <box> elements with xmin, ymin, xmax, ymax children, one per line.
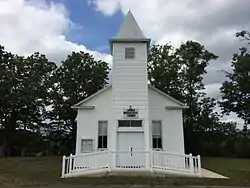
<box><xmin>152</xmin><ymin>151</ymin><xmax>201</xmax><ymax>175</ymax></box>
<box><xmin>61</xmin><ymin>151</ymin><xmax>110</xmax><ymax>177</ymax></box>
<box><xmin>61</xmin><ymin>150</ymin><xmax>201</xmax><ymax>178</ymax></box>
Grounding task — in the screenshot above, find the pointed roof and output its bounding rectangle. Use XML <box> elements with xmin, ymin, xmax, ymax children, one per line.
<box><xmin>109</xmin><ymin>10</ymin><xmax>151</xmax><ymax>54</ymax></box>
<box><xmin>114</xmin><ymin>10</ymin><xmax>146</xmax><ymax>39</ymax></box>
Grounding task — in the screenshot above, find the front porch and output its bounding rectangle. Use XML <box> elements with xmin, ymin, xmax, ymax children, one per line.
<box><xmin>61</xmin><ymin>150</ymin><xmax>201</xmax><ymax>178</ymax></box>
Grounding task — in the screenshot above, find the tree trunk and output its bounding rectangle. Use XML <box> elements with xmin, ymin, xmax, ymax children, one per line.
<box><xmin>3</xmin><ymin>110</ymin><xmax>17</xmax><ymax>157</ymax></box>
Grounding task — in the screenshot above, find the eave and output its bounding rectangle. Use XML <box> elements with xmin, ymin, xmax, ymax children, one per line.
<box><xmin>72</xmin><ymin>106</ymin><xmax>95</xmax><ymax>109</ymax></box>
<box><xmin>165</xmin><ymin>106</ymin><xmax>188</xmax><ymax>109</ymax></box>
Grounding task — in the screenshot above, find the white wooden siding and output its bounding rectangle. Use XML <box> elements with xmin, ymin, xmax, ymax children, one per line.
<box><xmin>112</xmin><ymin>42</ymin><xmax>150</xmax><ymax>162</ymax></box>
<box><xmin>148</xmin><ymin>87</ymin><xmax>185</xmax><ymax>154</ymax></box>
<box><xmin>76</xmin><ymin>87</ymin><xmax>113</xmax><ymax>154</ymax></box>
<box><xmin>76</xmin><ymin>85</ymin><xmax>185</xmax><ymax>156</ymax></box>
<box><xmin>112</xmin><ymin>42</ymin><xmax>148</xmax><ymax>120</ymax></box>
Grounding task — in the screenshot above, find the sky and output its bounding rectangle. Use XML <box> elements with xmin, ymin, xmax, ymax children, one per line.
<box><xmin>0</xmin><ymin>0</ymin><xmax>249</xmax><ymax>126</ymax></box>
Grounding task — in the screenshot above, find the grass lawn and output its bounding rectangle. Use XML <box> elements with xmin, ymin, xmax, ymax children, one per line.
<box><xmin>0</xmin><ymin>157</ymin><xmax>250</xmax><ymax>188</ymax></box>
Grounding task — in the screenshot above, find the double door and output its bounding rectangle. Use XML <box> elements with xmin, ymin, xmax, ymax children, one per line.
<box><xmin>116</xmin><ymin>132</ymin><xmax>145</xmax><ymax>168</ymax></box>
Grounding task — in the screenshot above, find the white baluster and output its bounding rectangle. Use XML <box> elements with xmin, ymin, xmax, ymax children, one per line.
<box><xmin>92</xmin><ymin>154</ymin><xmax>94</xmax><ymax>170</ymax></box>
<box><xmin>197</xmin><ymin>155</ymin><xmax>201</xmax><ymax>176</ymax></box>
<box><xmin>189</xmin><ymin>153</ymin><xmax>194</xmax><ymax>174</ymax></box>
<box><xmin>61</xmin><ymin>155</ymin><xmax>66</xmax><ymax>178</ymax></box>
<box><xmin>69</xmin><ymin>154</ymin><xmax>73</xmax><ymax>173</ymax></box>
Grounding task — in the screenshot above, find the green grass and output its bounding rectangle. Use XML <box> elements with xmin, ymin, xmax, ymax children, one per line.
<box><xmin>202</xmin><ymin>157</ymin><xmax>250</xmax><ymax>184</ymax></box>
<box><xmin>0</xmin><ymin>157</ymin><xmax>250</xmax><ymax>187</ymax></box>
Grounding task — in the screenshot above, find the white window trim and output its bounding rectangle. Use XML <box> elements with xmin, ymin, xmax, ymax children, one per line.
<box><xmin>152</xmin><ymin>120</ymin><xmax>163</xmax><ymax>150</ymax></box>
<box><xmin>97</xmin><ymin>120</ymin><xmax>108</xmax><ymax>150</ymax></box>
<box><xmin>117</xmin><ymin>119</ymin><xmax>144</xmax><ymax>127</ymax></box>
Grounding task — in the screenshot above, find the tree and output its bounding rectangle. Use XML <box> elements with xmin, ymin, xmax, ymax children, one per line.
<box><xmin>148</xmin><ymin>41</ymin><xmax>219</xmax><ymax>154</ymax></box>
<box><xmin>148</xmin><ymin>44</ymin><xmax>184</xmax><ymax>101</ymax></box>
<box><xmin>236</xmin><ymin>30</ymin><xmax>250</xmax><ymax>43</ymax></box>
<box><xmin>175</xmin><ymin>41</ymin><xmax>218</xmax><ymax>127</ymax></box>
<box><xmin>0</xmin><ymin>46</ymin><xmax>57</xmax><ymax>156</ymax></box>
<box><xmin>220</xmin><ymin>47</ymin><xmax>250</xmax><ymax>126</ymax></box>
<box><xmin>47</xmin><ymin>51</ymin><xmax>110</xmax><ymax>154</ymax></box>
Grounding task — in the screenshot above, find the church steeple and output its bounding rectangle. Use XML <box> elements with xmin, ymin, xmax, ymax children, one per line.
<box><xmin>109</xmin><ymin>10</ymin><xmax>150</xmax><ymax>54</ymax></box>
<box><xmin>111</xmin><ymin>10</ymin><xmax>150</xmax><ymax>157</ymax></box>
<box><xmin>114</xmin><ymin>10</ymin><xmax>146</xmax><ymax>39</ymax></box>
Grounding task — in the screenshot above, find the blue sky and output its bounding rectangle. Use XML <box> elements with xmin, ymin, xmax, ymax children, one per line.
<box><xmin>53</xmin><ymin>0</ymin><xmax>123</xmax><ymax>53</ymax></box>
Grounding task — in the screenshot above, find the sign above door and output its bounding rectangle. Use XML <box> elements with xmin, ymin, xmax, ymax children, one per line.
<box><xmin>123</xmin><ymin>106</ymin><xmax>138</xmax><ymax>118</ymax></box>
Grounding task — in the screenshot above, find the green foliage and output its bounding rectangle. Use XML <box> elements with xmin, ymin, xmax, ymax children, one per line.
<box><xmin>148</xmin><ymin>44</ymin><xmax>184</xmax><ymax>101</ymax></box>
<box><xmin>176</xmin><ymin>41</ymin><xmax>218</xmax><ymax>95</ymax></box>
<box><xmin>0</xmin><ymin>46</ymin><xmax>110</xmax><ymax>156</ymax></box>
<box><xmin>46</xmin><ymin>51</ymin><xmax>110</xmax><ymax>154</ymax></box>
<box><xmin>175</xmin><ymin>41</ymin><xmax>218</xmax><ymax>129</ymax></box>
<box><xmin>220</xmin><ymin>47</ymin><xmax>250</xmax><ymax>124</ymax></box>
<box><xmin>148</xmin><ymin>41</ymin><xmax>221</xmax><ymax>154</ymax></box>
<box><xmin>236</xmin><ymin>30</ymin><xmax>250</xmax><ymax>42</ymax></box>
<box><xmin>0</xmin><ymin>45</ymin><xmax>57</xmax><ymax>156</ymax></box>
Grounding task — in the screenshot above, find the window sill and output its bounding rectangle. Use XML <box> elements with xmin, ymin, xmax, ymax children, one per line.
<box><xmin>117</xmin><ymin>127</ymin><xmax>144</xmax><ymax>132</ymax></box>
<box><xmin>97</xmin><ymin>148</ymin><xmax>108</xmax><ymax>151</ymax></box>
<box><xmin>152</xmin><ymin>148</ymin><xmax>163</xmax><ymax>151</ymax></box>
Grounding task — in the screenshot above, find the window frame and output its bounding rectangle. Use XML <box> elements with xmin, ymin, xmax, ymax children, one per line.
<box><xmin>118</xmin><ymin>119</ymin><xmax>143</xmax><ymax>127</ymax></box>
<box><xmin>152</xmin><ymin>120</ymin><xmax>163</xmax><ymax>150</ymax></box>
<box><xmin>97</xmin><ymin>120</ymin><xmax>108</xmax><ymax>150</ymax></box>
<box><xmin>125</xmin><ymin>47</ymin><xmax>135</xmax><ymax>59</ymax></box>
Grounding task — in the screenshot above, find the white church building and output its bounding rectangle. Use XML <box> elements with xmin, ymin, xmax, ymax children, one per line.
<box><xmin>61</xmin><ymin>11</ymin><xmax>201</xmax><ymax>178</ymax></box>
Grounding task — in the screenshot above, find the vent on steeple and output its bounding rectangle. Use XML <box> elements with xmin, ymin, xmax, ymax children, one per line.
<box><xmin>125</xmin><ymin>47</ymin><xmax>135</xmax><ymax>59</ymax></box>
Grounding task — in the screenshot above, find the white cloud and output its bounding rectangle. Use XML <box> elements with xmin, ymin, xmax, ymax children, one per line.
<box><xmin>89</xmin><ymin>0</ymin><xmax>120</xmax><ymax>16</ymax></box>
<box><xmin>90</xmin><ymin>0</ymin><xmax>250</xmax><ymax>125</ymax></box>
<box><xmin>89</xmin><ymin>0</ymin><xmax>248</xmax><ymax>44</ymax></box>
<box><xmin>204</xmin><ymin>83</ymin><xmax>221</xmax><ymax>99</ymax></box>
<box><xmin>89</xmin><ymin>0</ymin><xmax>250</xmax><ymax>65</ymax></box>
<box><xmin>0</xmin><ymin>0</ymin><xmax>112</xmax><ymax>65</ymax></box>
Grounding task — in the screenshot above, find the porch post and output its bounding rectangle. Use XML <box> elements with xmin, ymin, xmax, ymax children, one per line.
<box><xmin>189</xmin><ymin>153</ymin><xmax>194</xmax><ymax>174</ymax></box>
<box><xmin>150</xmin><ymin>150</ymin><xmax>153</xmax><ymax>172</ymax></box>
<box><xmin>197</xmin><ymin>155</ymin><xmax>201</xmax><ymax>176</ymax></box>
<box><xmin>69</xmin><ymin>153</ymin><xmax>73</xmax><ymax>174</ymax></box>
<box><xmin>144</xmin><ymin>119</ymin><xmax>151</xmax><ymax>169</ymax></box>
<box><xmin>108</xmin><ymin>150</ymin><xmax>112</xmax><ymax>172</ymax></box>
<box><xmin>61</xmin><ymin>155</ymin><xmax>66</xmax><ymax>178</ymax></box>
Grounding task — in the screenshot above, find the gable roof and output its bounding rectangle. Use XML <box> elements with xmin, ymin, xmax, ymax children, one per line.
<box><xmin>72</xmin><ymin>84</ymin><xmax>188</xmax><ymax>109</ymax></box>
<box><xmin>72</xmin><ymin>85</ymin><xmax>112</xmax><ymax>109</ymax></box>
<box><xmin>148</xmin><ymin>85</ymin><xmax>188</xmax><ymax>108</ymax></box>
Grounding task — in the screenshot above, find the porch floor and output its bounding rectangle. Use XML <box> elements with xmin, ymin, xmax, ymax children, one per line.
<box><xmin>68</xmin><ymin>168</ymin><xmax>228</xmax><ymax>179</ymax></box>
<box><xmin>201</xmin><ymin>168</ymin><xmax>228</xmax><ymax>179</ymax></box>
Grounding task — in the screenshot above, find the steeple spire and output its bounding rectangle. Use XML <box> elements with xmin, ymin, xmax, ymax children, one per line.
<box><xmin>114</xmin><ymin>10</ymin><xmax>146</xmax><ymax>39</ymax></box>
<box><xmin>109</xmin><ymin>10</ymin><xmax>151</xmax><ymax>54</ymax></box>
